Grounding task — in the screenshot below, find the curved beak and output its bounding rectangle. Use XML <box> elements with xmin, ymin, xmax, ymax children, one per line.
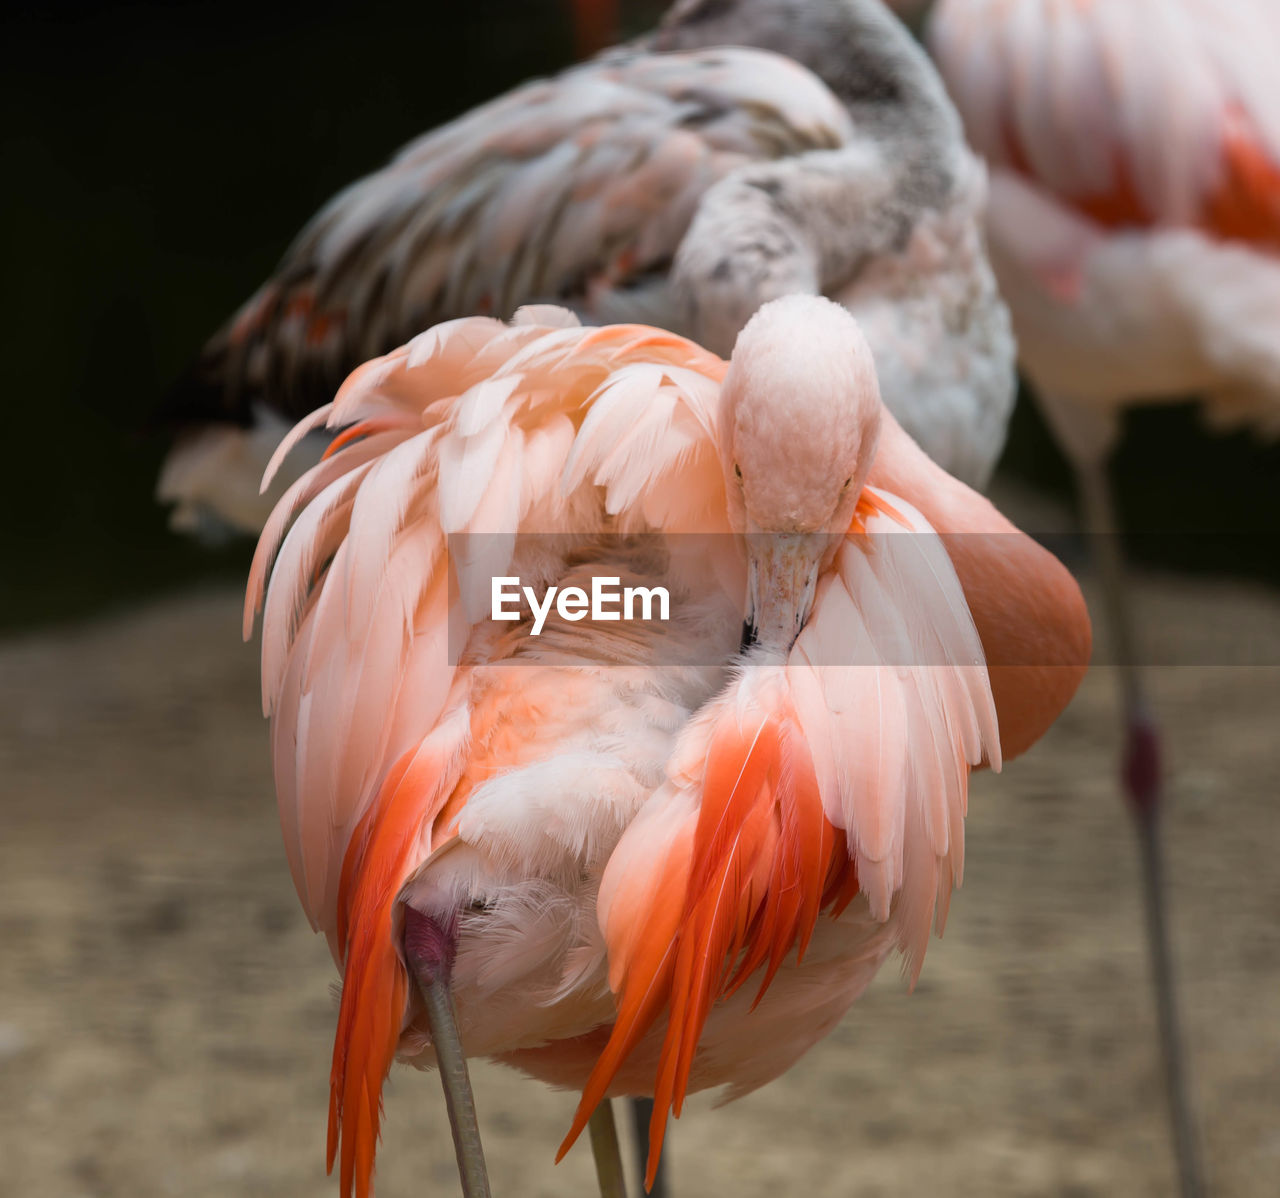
<box><xmin>746</xmin><ymin>532</ymin><xmax>828</xmax><ymax>654</ymax></box>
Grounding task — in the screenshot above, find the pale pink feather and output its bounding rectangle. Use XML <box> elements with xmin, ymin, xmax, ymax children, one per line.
<box><xmin>248</xmin><ymin>312</ymin><xmax>739</xmax><ymax>936</ymax></box>
<box><xmin>929</xmin><ymin>0</ymin><xmax>1280</xmax><ymax>229</ymax></box>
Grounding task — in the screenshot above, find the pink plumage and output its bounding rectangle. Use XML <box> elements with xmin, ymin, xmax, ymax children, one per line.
<box><xmin>928</xmin><ymin>0</ymin><xmax>1280</xmax><ymax>444</ymax></box>
<box><xmin>248</xmin><ymin>297</ymin><xmax>1089</xmax><ymax>1197</ymax></box>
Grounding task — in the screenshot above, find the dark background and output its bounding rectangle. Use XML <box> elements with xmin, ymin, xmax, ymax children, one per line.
<box><xmin>4</xmin><ymin>0</ymin><xmax>1277</xmax><ymax>631</ymax></box>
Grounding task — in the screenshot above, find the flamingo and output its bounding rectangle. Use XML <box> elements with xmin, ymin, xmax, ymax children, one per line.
<box><xmin>924</xmin><ymin>2</ymin><xmax>1280</xmax><ymax>1193</ymax></box>
<box><xmin>159</xmin><ymin>0</ymin><xmax>1015</xmax><ymax>538</ymax></box>
<box><xmin>161</xmin><ymin>4</ymin><xmax>1017</xmax><ymax>1190</ymax></box>
<box><xmin>246</xmin><ymin>295</ymin><xmax>1091</xmax><ymax>1197</ymax></box>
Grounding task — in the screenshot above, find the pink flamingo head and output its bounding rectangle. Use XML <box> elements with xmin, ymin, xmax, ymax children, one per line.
<box><xmin>723</xmin><ymin>296</ymin><xmax>884</xmax><ymax>650</ymax></box>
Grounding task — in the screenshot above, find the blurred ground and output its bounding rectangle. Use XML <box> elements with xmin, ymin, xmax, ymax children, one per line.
<box><xmin>3</xmin><ymin>485</ymin><xmax>1280</xmax><ymax>1198</ymax></box>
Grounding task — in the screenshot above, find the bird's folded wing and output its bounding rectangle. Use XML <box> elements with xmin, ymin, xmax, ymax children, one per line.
<box><xmin>247</xmin><ymin>309</ymin><xmax>741</xmax><ymax>1198</ymax></box>
<box><xmin>929</xmin><ymin>0</ymin><xmax>1280</xmax><ymax>243</ymax></box>
<box><xmin>560</xmin><ymin>490</ymin><xmax>999</xmax><ymax>1185</ymax></box>
<box><xmin>246</xmin><ymin>310</ymin><xmax>735</xmax><ymax>938</ymax></box>
<box><xmin>172</xmin><ymin>46</ymin><xmax>853</xmax><ymax>428</ymax></box>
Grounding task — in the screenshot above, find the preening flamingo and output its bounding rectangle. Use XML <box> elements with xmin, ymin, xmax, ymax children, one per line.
<box><xmin>246</xmin><ymin>295</ymin><xmax>1090</xmax><ymax>1197</ymax></box>
<box><xmin>927</xmin><ymin>2</ymin><xmax>1280</xmax><ymax>1192</ymax></box>
<box><xmin>160</xmin><ymin>0</ymin><xmax>1014</xmax><ymax>536</ymax></box>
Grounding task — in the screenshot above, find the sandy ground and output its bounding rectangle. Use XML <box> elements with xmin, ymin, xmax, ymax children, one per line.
<box><xmin>4</xmin><ymin>500</ymin><xmax>1280</xmax><ymax>1197</ymax></box>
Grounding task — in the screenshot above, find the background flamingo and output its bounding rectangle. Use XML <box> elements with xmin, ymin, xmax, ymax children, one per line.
<box><xmin>158</xmin><ymin>0</ymin><xmax>1014</xmax><ymax>538</ymax></box>
<box><xmin>247</xmin><ymin>296</ymin><xmax>1089</xmax><ymax>1196</ymax></box>
<box><xmin>925</xmin><ymin>2</ymin><xmax>1280</xmax><ymax>1193</ymax></box>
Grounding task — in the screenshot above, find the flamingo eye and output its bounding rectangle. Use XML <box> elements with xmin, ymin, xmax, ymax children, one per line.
<box><xmin>842</xmin><ymin>477</ymin><xmax>853</xmax><ymax>490</ymax></box>
<box><xmin>734</xmin><ymin>463</ymin><xmax>743</xmax><ymax>481</ymax></box>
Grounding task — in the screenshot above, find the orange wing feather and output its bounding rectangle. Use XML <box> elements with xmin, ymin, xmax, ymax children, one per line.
<box><xmin>1204</xmin><ymin>106</ymin><xmax>1280</xmax><ymax>248</ymax></box>
<box><xmin>328</xmin><ymin>742</ymin><xmax>459</xmax><ymax>1198</ymax></box>
<box><xmin>560</xmin><ymin>490</ymin><xmax>928</xmax><ymax>1185</ymax></box>
<box><xmin>559</xmin><ymin>700</ymin><xmax>854</xmax><ymax>1188</ymax></box>
<box><xmin>1050</xmin><ymin>118</ymin><xmax>1280</xmax><ymax>249</ymax></box>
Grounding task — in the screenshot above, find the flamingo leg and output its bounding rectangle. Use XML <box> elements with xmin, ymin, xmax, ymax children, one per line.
<box><xmin>1074</xmin><ymin>454</ymin><xmax>1206</xmax><ymax>1198</ymax></box>
<box><xmin>627</xmin><ymin>1098</ymin><xmax>669</xmax><ymax>1198</ymax></box>
<box><xmin>404</xmin><ymin>908</ymin><xmax>492</xmax><ymax>1198</ymax></box>
<box><xmin>588</xmin><ymin>1100</ymin><xmax>629</xmax><ymax>1198</ymax></box>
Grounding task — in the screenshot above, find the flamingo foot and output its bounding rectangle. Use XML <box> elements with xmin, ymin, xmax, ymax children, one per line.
<box><xmin>403</xmin><ymin>907</ymin><xmax>492</xmax><ymax>1198</ymax></box>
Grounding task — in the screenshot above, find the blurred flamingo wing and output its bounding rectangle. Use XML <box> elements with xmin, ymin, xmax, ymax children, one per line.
<box><xmin>190</xmin><ymin>46</ymin><xmax>853</xmax><ymax>424</ymax></box>
<box><xmin>929</xmin><ymin>0</ymin><xmax>1280</xmax><ymax>246</ymax></box>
